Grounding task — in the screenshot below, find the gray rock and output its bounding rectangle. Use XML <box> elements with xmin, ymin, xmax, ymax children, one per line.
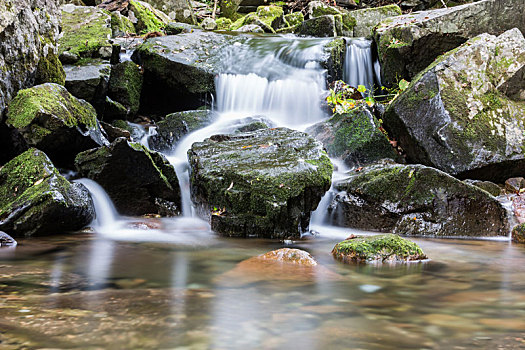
<box><xmin>330</xmin><ymin>161</ymin><xmax>510</xmax><ymax>237</ymax></box>
<box><xmin>100</xmin><ymin>120</ymin><xmax>131</xmax><ymax>142</ymax></box>
<box><xmin>297</xmin><ymin>15</ymin><xmax>342</xmax><ymax>37</ymax></box>
<box><xmin>463</xmin><ymin>179</ymin><xmax>501</xmax><ymax>197</ymax></box>
<box><xmin>188</xmin><ymin>127</ymin><xmax>333</xmax><ymax>238</ymax></box>
<box><xmin>349</xmin><ymin>5</ymin><xmax>401</xmax><ymax>38</ymax></box>
<box><xmin>0</xmin><ymin>149</ymin><xmax>94</xmax><ymax>237</ymax></box>
<box><xmin>383</xmin><ymin>29</ymin><xmax>525</xmax><ymax>182</ymax></box>
<box><xmin>107</xmin><ymin>60</ymin><xmax>143</xmax><ymax>116</ymax></box>
<box><xmin>64</xmin><ymin>60</ymin><xmax>111</xmax><ymax>109</ymax></box>
<box><xmin>165</xmin><ymin>21</ymin><xmax>198</xmax><ymax>34</ymax></box>
<box><xmin>201</xmin><ymin>18</ymin><xmax>217</xmax><ymax>30</ymax></box>
<box><xmin>236</xmin><ymin>24</ymin><xmax>264</xmax><ymax>33</ymax></box>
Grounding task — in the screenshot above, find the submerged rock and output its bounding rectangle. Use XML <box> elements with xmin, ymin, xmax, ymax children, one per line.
<box><xmin>330</xmin><ymin>162</ymin><xmax>510</xmax><ymax>237</ymax></box>
<box><xmin>332</xmin><ymin>234</ymin><xmax>427</xmax><ymax>263</ymax></box>
<box><xmin>306</xmin><ymin>107</ymin><xmax>397</xmax><ymax>168</ymax></box>
<box><xmin>75</xmin><ymin>137</ymin><xmax>181</xmax><ymax>216</ymax></box>
<box><xmin>0</xmin><ymin>149</ymin><xmax>94</xmax><ymax>237</ymax></box>
<box><xmin>188</xmin><ymin>127</ymin><xmax>333</xmax><ymax>238</ymax></box>
<box><xmin>6</xmin><ymin>83</ymin><xmax>108</xmax><ymax>168</ymax></box>
<box><xmin>259</xmin><ymin>248</ymin><xmax>318</xmax><ymax>266</ymax></box>
<box><xmin>64</xmin><ymin>59</ymin><xmax>111</xmax><ymax>109</ymax></box>
<box><xmin>383</xmin><ymin>29</ymin><xmax>525</xmax><ymax>182</ymax></box>
<box><xmin>374</xmin><ymin>0</ymin><xmax>525</xmax><ymax>85</ymax></box>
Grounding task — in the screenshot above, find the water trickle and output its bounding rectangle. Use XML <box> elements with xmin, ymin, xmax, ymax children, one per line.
<box><xmin>343</xmin><ymin>38</ymin><xmax>381</xmax><ymax>92</ymax></box>
<box><xmin>75</xmin><ymin>178</ymin><xmax>120</xmax><ymax>229</ymax></box>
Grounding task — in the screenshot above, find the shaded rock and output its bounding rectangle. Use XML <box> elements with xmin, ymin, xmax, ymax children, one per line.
<box><xmin>349</xmin><ymin>4</ymin><xmax>401</xmax><ymax>38</ymax></box>
<box><xmin>298</xmin><ymin>15</ymin><xmax>342</xmax><ymax>37</ymax></box>
<box><xmin>129</xmin><ymin>0</ymin><xmax>171</xmax><ymax>33</ymax></box>
<box><xmin>306</xmin><ymin>107</ymin><xmax>397</xmax><ymax>168</ymax></box>
<box><xmin>332</xmin><ymin>234</ymin><xmax>427</xmax><ymax>263</ymax></box>
<box><xmin>330</xmin><ymin>162</ymin><xmax>510</xmax><ymax>237</ymax></box>
<box><xmin>0</xmin><ymin>0</ymin><xmax>61</xmax><ymax>115</ymax></box>
<box><xmin>0</xmin><ymin>149</ymin><xmax>94</xmax><ymax>237</ymax></box>
<box><xmin>100</xmin><ymin>120</ymin><xmax>131</xmax><ymax>142</ymax></box>
<box><xmin>149</xmin><ymin>110</ymin><xmax>214</xmax><ymax>151</ymax></box>
<box><xmin>512</xmin><ymin>223</ymin><xmax>525</xmax><ymax>244</ymax></box>
<box><xmin>237</xmin><ymin>24</ymin><xmax>264</xmax><ymax>33</ymax></box>
<box><xmin>103</xmin><ymin>96</ymin><xmax>128</xmax><ymax>120</ymax></box>
<box><xmin>512</xmin><ymin>194</ymin><xmax>525</xmax><ymax>224</ymax></box>
<box><xmin>505</xmin><ymin>178</ymin><xmax>525</xmax><ymax>194</ymax></box>
<box><xmin>139</xmin><ymin>0</ymin><xmax>196</xmax><ymax>24</ymax></box>
<box><xmin>200</xmin><ymin>17</ymin><xmax>217</xmax><ymax>30</ymax></box>
<box><xmin>322</xmin><ymin>37</ymin><xmax>346</xmax><ymax>83</ymax></box>
<box><xmin>75</xmin><ymin>137</ymin><xmax>181</xmax><ymax>216</ymax></box>
<box><xmin>0</xmin><ymin>231</ymin><xmax>17</xmax><ymax>247</ymax></box>
<box><xmin>188</xmin><ymin>127</ymin><xmax>333</xmax><ymax>238</ymax></box>
<box><xmin>64</xmin><ymin>59</ymin><xmax>111</xmax><ymax>110</ymax></box>
<box><xmin>0</xmin><ymin>122</ymin><xmax>27</xmax><ymax>166</ymax></box>
<box><xmin>164</xmin><ymin>21</ymin><xmax>198</xmax><ymax>34</ymax></box>
<box><xmin>110</xmin><ymin>11</ymin><xmax>136</xmax><ymax>37</ymax></box>
<box><xmin>383</xmin><ymin>29</ymin><xmax>525</xmax><ymax>182</ymax></box>
<box><xmin>374</xmin><ymin>0</ymin><xmax>525</xmax><ymax>85</ymax></box>
<box><xmin>6</xmin><ymin>83</ymin><xmax>108</xmax><ymax>168</ymax></box>
<box><xmin>108</xmin><ymin>60</ymin><xmax>143</xmax><ymax>116</ymax></box>
<box><xmin>58</xmin><ymin>5</ymin><xmax>112</xmax><ymax>62</ymax></box>
<box><xmin>463</xmin><ymin>179</ymin><xmax>501</xmax><ymax>197</ymax></box>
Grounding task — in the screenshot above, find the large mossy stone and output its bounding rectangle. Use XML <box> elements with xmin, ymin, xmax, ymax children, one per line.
<box><xmin>330</xmin><ymin>162</ymin><xmax>510</xmax><ymax>237</ymax></box>
<box><xmin>58</xmin><ymin>5</ymin><xmax>112</xmax><ymax>60</ymax></box>
<box><xmin>139</xmin><ymin>0</ymin><xmax>196</xmax><ymax>25</ymax></box>
<box><xmin>307</xmin><ymin>107</ymin><xmax>397</xmax><ymax>168</ymax></box>
<box><xmin>0</xmin><ymin>148</ymin><xmax>94</xmax><ymax>237</ymax></box>
<box><xmin>322</xmin><ymin>38</ymin><xmax>346</xmax><ymax>83</ymax></box>
<box><xmin>188</xmin><ymin>127</ymin><xmax>333</xmax><ymax>239</ymax></box>
<box><xmin>129</xmin><ymin>0</ymin><xmax>171</xmax><ymax>34</ymax></box>
<box><xmin>110</xmin><ymin>11</ymin><xmax>136</xmax><ymax>37</ymax></box>
<box><xmin>297</xmin><ymin>15</ymin><xmax>342</xmax><ymax>37</ymax></box>
<box><xmin>6</xmin><ymin>83</ymin><xmax>108</xmax><ymax>168</ymax></box>
<box><xmin>374</xmin><ymin>0</ymin><xmax>525</xmax><ymax>86</ymax></box>
<box><xmin>383</xmin><ymin>29</ymin><xmax>525</xmax><ymax>182</ymax></box>
<box><xmin>255</xmin><ymin>5</ymin><xmax>284</xmax><ymax>30</ymax></box>
<box><xmin>64</xmin><ymin>59</ymin><xmax>111</xmax><ymax>110</ymax></box>
<box><xmin>108</xmin><ymin>61</ymin><xmax>143</xmax><ymax>117</ymax></box>
<box><xmin>349</xmin><ymin>5</ymin><xmax>401</xmax><ymax>38</ymax></box>
<box><xmin>35</xmin><ymin>50</ymin><xmax>66</xmax><ymax>86</ymax></box>
<box><xmin>332</xmin><ymin>234</ymin><xmax>427</xmax><ymax>263</ymax></box>
<box><xmin>75</xmin><ymin>137</ymin><xmax>181</xmax><ymax>216</ymax></box>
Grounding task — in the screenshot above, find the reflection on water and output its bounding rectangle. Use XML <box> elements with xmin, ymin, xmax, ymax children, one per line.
<box><xmin>1</xmin><ymin>222</ymin><xmax>525</xmax><ymax>349</ymax></box>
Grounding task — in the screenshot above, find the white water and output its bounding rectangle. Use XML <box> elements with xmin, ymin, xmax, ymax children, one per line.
<box><xmin>75</xmin><ymin>178</ymin><xmax>120</xmax><ymax>229</ymax></box>
<box><xmin>344</xmin><ymin>38</ymin><xmax>381</xmax><ymax>92</ymax></box>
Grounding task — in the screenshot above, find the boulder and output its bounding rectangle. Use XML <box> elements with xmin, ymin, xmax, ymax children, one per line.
<box><xmin>6</xmin><ymin>83</ymin><xmax>108</xmax><ymax>168</ymax></box>
<box><xmin>236</xmin><ymin>24</ymin><xmax>264</xmax><ymax>33</ymax></box>
<box><xmin>463</xmin><ymin>179</ymin><xmax>501</xmax><ymax>197</ymax></box>
<box><xmin>201</xmin><ymin>18</ymin><xmax>217</xmax><ymax>30</ymax></box>
<box><xmin>216</xmin><ymin>18</ymin><xmax>232</xmax><ymax>30</ymax></box>
<box><xmin>258</xmin><ymin>248</ymin><xmax>318</xmax><ymax>265</ymax></box>
<box><xmin>284</xmin><ymin>12</ymin><xmax>304</xmax><ymax>27</ymax></box>
<box><xmin>58</xmin><ymin>5</ymin><xmax>112</xmax><ymax>63</ymax></box>
<box><xmin>505</xmin><ymin>177</ymin><xmax>525</xmax><ymax>194</ymax></box>
<box><xmin>374</xmin><ymin>0</ymin><xmax>525</xmax><ymax>85</ymax></box>
<box><xmin>75</xmin><ymin>137</ymin><xmax>181</xmax><ymax>216</ymax></box>
<box><xmin>348</xmin><ymin>4</ymin><xmax>401</xmax><ymax>38</ymax></box>
<box><xmin>0</xmin><ymin>148</ymin><xmax>94</xmax><ymax>237</ymax></box>
<box><xmin>512</xmin><ymin>223</ymin><xmax>525</xmax><ymax>244</ymax></box>
<box><xmin>306</xmin><ymin>107</ymin><xmax>397</xmax><ymax>168</ymax></box>
<box><xmin>100</xmin><ymin>120</ymin><xmax>131</xmax><ymax>142</ymax></box>
<box><xmin>0</xmin><ymin>0</ymin><xmax>61</xmax><ymax>115</ymax></box>
<box><xmin>382</xmin><ymin>29</ymin><xmax>525</xmax><ymax>182</ymax></box>
<box><xmin>34</xmin><ymin>50</ymin><xmax>66</xmax><ymax>86</ymax></box>
<box><xmin>103</xmin><ymin>96</ymin><xmax>128</xmax><ymax>120</ymax></box>
<box><xmin>139</xmin><ymin>0</ymin><xmax>196</xmax><ymax>25</ymax></box>
<box><xmin>164</xmin><ymin>21</ymin><xmax>198</xmax><ymax>34</ymax></box>
<box><xmin>297</xmin><ymin>15</ymin><xmax>342</xmax><ymax>37</ymax></box>
<box><xmin>64</xmin><ymin>59</ymin><xmax>111</xmax><ymax>110</ymax></box>
<box><xmin>0</xmin><ymin>231</ymin><xmax>17</xmax><ymax>247</ymax></box>
<box><xmin>219</xmin><ymin>0</ymin><xmax>266</xmax><ymax>19</ymax></box>
<box><xmin>188</xmin><ymin>127</ymin><xmax>333</xmax><ymax>238</ymax></box>
<box><xmin>322</xmin><ymin>37</ymin><xmax>346</xmax><ymax>83</ymax></box>
<box><xmin>110</xmin><ymin>11</ymin><xmax>136</xmax><ymax>37</ymax></box>
<box><xmin>332</xmin><ymin>234</ymin><xmax>427</xmax><ymax>263</ymax></box>
<box><xmin>129</xmin><ymin>0</ymin><xmax>171</xmax><ymax>33</ymax></box>
<box><xmin>307</xmin><ymin>2</ymin><xmax>356</xmax><ymax>35</ymax></box>
<box><xmin>148</xmin><ymin>110</ymin><xmax>214</xmax><ymax>151</ymax></box>
<box><xmin>255</xmin><ymin>6</ymin><xmax>285</xmax><ymax>31</ymax></box>
<box><xmin>330</xmin><ymin>162</ymin><xmax>510</xmax><ymax>237</ymax></box>
<box><xmin>107</xmin><ymin>60</ymin><xmax>143</xmax><ymax>116</ymax></box>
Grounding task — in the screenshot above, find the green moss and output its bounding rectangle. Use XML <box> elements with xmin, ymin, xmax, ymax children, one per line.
<box><xmin>342</xmin><ymin>13</ymin><xmax>356</xmax><ymax>32</ymax></box>
<box><xmin>108</xmin><ymin>61</ymin><xmax>143</xmax><ymax>115</ymax></box>
<box><xmin>332</xmin><ymin>234</ymin><xmax>427</xmax><ymax>263</ymax></box>
<box><xmin>216</xmin><ymin>17</ymin><xmax>232</xmax><ymax>30</ymax></box>
<box><xmin>130</xmin><ymin>0</ymin><xmax>167</xmax><ymax>34</ymax></box>
<box><xmin>229</xmin><ymin>15</ymin><xmax>246</xmax><ymax>30</ymax></box>
<box><xmin>111</xmin><ymin>11</ymin><xmax>136</xmax><ymax>36</ymax></box>
<box><xmin>311</xmin><ymin>3</ymin><xmax>341</xmax><ymax>17</ymax></box>
<box><xmin>35</xmin><ymin>51</ymin><xmax>66</xmax><ymax>86</ymax></box>
<box><xmin>284</xmin><ymin>12</ymin><xmax>304</xmax><ymax>27</ymax></box>
<box><xmin>256</xmin><ymin>5</ymin><xmax>283</xmax><ymax>29</ymax></box>
<box><xmin>111</xmin><ymin>119</ymin><xmax>133</xmax><ymax>132</ymax></box>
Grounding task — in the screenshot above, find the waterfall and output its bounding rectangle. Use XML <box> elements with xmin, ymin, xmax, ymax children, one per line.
<box><xmin>343</xmin><ymin>38</ymin><xmax>381</xmax><ymax>92</ymax></box>
<box><xmin>75</xmin><ymin>178</ymin><xmax>120</xmax><ymax>229</ymax></box>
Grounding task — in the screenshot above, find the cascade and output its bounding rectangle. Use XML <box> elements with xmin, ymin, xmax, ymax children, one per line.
<box><xmin>75</xmin><ymin>178</ymin><xmax>120</xmax><ymax>229</ymax></box>
<box><xmin>343</xmin><ymin>38</ymin><xmax>381</xmax><ymax>92</ymax></box>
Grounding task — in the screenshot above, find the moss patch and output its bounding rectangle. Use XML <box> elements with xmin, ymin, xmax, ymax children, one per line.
<box><xmin>130</xmin><ymin>0</ymin><xmax>167</xmax><ymax>34</ymax></box>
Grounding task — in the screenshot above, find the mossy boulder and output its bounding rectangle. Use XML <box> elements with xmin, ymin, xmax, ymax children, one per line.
<box><xmin>201</xmin><ymin>18</ymin><xmax>218</xmax><ymax>31</ymax></box>
<box><xmin>58</xmin><ymin>5</ymin><xmax>112</xmax><ymax>61</ymax></box>
<box><xmin>164</xmin><ymin>21</ymin><xmax>197</xmax><ymax>34</ymax></box>
<box><xmin>297</xmin><ymin>15</ymin><xmax>342</xmax><ymax>37</ymax></box>
<box><xmin>255</xmin><ymin>6</ymin><xmax>284</xmax><ymax>30</ymax></box>
<box><xmin>284</xmin><ymin>12</ymin><xmax>304</xmax><ymax>27</ymax></box>
<box><xmin>308</xmin><ymin>1</ymin><xmax>342</xmax><ymax>18</ymax></box>
<box><xmin>35</xmin><ymin>50</ymin><xmax>66</xmax><ymax>86</ymax></box>
<box><xmin>129</xmin><ymin>0</ymin><xmax>171</xmax><ymax>34</ymax></box>
<box><xmin>322</xmin><ymin>37</ymin><xmax>346</xmax><ymax>83</ymax></box>
<box><xmin>6</xmin><ymin>83</ymin><xmax>108</xmax><ymax>168</ymax></box>
<box><xmin>103</xmin><ymin>97</ymin><xmax>128</xmax><ymax>120</ymax></box>
<box><xmin>512</xmin><ymin>223</ymin><xmax>525</xmax><ymax>244</ymax></box>
<box><xmin>383</xmin><ymin>29</ymin><xmax>525</xmax><ymax>182</ymax></box>
<box><xmin>349</xmin><ymin>5</ymin><xmax>401</xmax><ymax>38</ymax></box>
<box><xmin>149</xmin><ymin>110</ymin><xmax>215</xmax><ymax>151</ymax></box>
<box><xmin>307</xmin><ymin>107</ymin><xmax>397</xmax><ymax>168</ymax></box>
<box><xmin>0</xmin><ymin>148</ymin><xmax>94</xmax><ymax>237</ymax></box>
<box><xmin>75</xmin><ymin>137</ymin><xmax>181</xmax><ymax>216</ymax></box>
<box><xmin>239</xmin><ymin>13</ymin><xmax>275</xmax><ymax>33</ymax></box>
<box><xmin>139</xmin><ymin>0</ymin><xmax>196</xmax><ymax>25</ymax></box>
<box><xmin>330</xmin><ymin>162</ymin><xmax>510</xmax><ymax>237</ymax></box>
<box><xmin>332</xmin><ymin>234</ymin><xmax>427</xmax><ymax>263</ymax></box>
<box><xmin>374</xmin><ymin>0</ymin><xmax>525</xmax><ymax>86</ymax></box>
<box><xmin>63</xmin><ymin>59</ymin><xmax>111</xmax><ymax>110</ymax></box>
<box><xmin>216</xmin><ymin>17</ymin><xmax>233</xmax><ymax>30</ymax></box>
<box><xmin>107</xmin><ymin>61</ymin><xmax>143</xmax><ymax>117</ymax></box>
<box><xmin>463</xmin><ymin>179</ymin><xmax>501</xmax><ymax>197</ymax></box>
<box><xmin>110</xmin><ymin>11</ymin><xmax>136</xmax><ymax>37</ymax></box>
<box><xmin>188</xmin><ymin>127</ymin><xmax>333</xmax><ymax>238</ymax></box>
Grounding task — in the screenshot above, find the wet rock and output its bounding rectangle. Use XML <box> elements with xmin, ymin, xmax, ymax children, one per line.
<box><xmin>512</xmin><ymin>194</ymin><xmax>525</xmax><ymax>224</ymax></box>
<box><xmin>0</xmin><ymin>0</ymin><xmax>61</xmax><ymax>115</ymax></box>
<box><xmin>100</xmin><ymin>120</ymin><xmax>131</xmax><ymax>142</ymax></box>
<box><xmin>297</xmin><ymin>15</ymin><xmax>342</xmax><ymax>37</ymax></box>
<box><xmin>0</xmin><ymin>232</ymin><xmax>17</xmax><ymax>247</ymax></box>
<box><xmin>108</xmin><ymin>60</ymin><xmax>143</xmax><ymax>116</ymax></box>
<box><xmin>374</xmin><ymin>0</ymin><xmax>525</xmax><ymax>85</ymax></box>
<box><xmin>64</xmin><ymin>59</ymin><xmax>111</xmax><ymax>110</ymax></box>
<box><xmin>259</xmin><ymin>248</ymin><xmax>318</xmax><ymax>265</ymax></box>
<box><xmin>382</xmin><ymin>29</ymin><xmax>525</xmax><ymax>182</ymax></box>
<box><xmin>6</xmin><ymin>83</ymin><xmax>108</xmax><ymax>168</ymax></box>
<box><xmin>188</xmin><ymin>127</ymin><xmax>333</xmax><ymax>238</ymax></box>
<box><xmin>0</xmin><ymin>149</ymin><xmax>94</xmax><ymax>237</ymax></box>
<box><xmin>129</xmin><ymin>0</ymin><xmax>171</xmax><ymax>33</ymax></box>
<box><xmin>139</xmin><ymin>0</ymin><xmax>196</xmax><ymax>24</ymax></box>
<box><xmin>349</xmin><ymin>5</ymin><xmax>401</xmax><ymax>38</ymax></box>
<box><xmin>330</xmin><ymin>162</ymin><xmax>510</xmax><ymax>237</ymax></box>
<box><xmin>75</xmin><ymin>137</ymin><xmax>181</xmax><ymax>216</ymax></box>
<box><xmin>306</xmin><ymin>106</ymin><xmax>397</xmax><ymax>168</ymax></box>
<box><xmin>463</xmin><ymin>179</ymin><xmax>501</xmax><ymax>197</ymax></box>
<box><xmin>149</xmin><ymin>110</ymin><xmax>214</xmax><ymax>151</ymax></box>
<box><xmin>511</xmin><ymin>223</ymin><xmax>525</xmax><ymax>244</ymax></box>
<box><xmin>322</xmin><ymin>38</ymin><xmax>346</xmax><ymax>83</ymax></box>
<box><xmin>505</xmin><ymin>178</ymin><xmax>525</xmax><ymax>194</ymax></box>
<box><xmin>58</xmin><ymin>5</ymin><xmax>112</xmax><ymax>62</ymax></box>
<box><xmin>332</xmin><ymin>234</ymin><xmax>427</xmax><ymax>263</ymax></box>
<box><xmin>103</xmin><ymin>96</ymin><xmax>129</xmax><ymax>120</ymax></box>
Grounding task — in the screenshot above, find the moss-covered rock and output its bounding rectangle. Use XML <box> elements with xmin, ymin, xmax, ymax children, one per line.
<box><xmin>284</xmin><ymin>12</ymin><xmax>304</xmax><ymax>27</ymax></box>
<box><xmin>188</xmin><ymin>127</ymin><xmax>333</xmax><ymax>238</ymax></box>
<box><xmin>107</xmin><ymin>61</ymin><xmax>143</xmax><ymax>116</ymax></box>
<box><xmin>6</xmin><ymin>83</ymin><xmax>108</xmax><ymax>168</ymax></box>
<box><xmin>512</xmin><ymin>223</ymin><xmax>525</xmax><ymax>244</ymax></box>
<box><xmin>58</xmin><ymin>5</ymin><xmax>112</xmax><ymax>61</ymax></box>
<box><xmin>219</xmin><ymin>0</ymin><xmax>243</xmax><ymax>20</ymax></box>
<box><xmin>240</xmin><ymin>13</ymin><xmax>275</xmax><ymax>33</ymax></box>
<box><xmin>463</xmin><ymin>179</ymin><xmax>501</xmax><ymax>197</ymax></box>
<box><xmin>216</xmin><ymin>17</ymin><xmax>233</xmax><ymax>30</ymax></box>
<box><xmin>129</xmin><ymin>0</ymin><xmax>170</xmax><ymax>34</ymax></box>
<box><xmin>332</xmin><ymin>234</ymin><xmax>427</xmax><ymax>263</ymax></box>
<box><xmin>256</xmin><ymin>5</ymin><xmax>284</xmax><ymax>30</ymax></box>
<box><xmin>139</xmin><ymin>0</ymin><xmax>196</xmax><ymax>25</ymax></box>
<box><xmin>383</xmin><ymin>29</ymin><xmax>525</xmax><ymax>182</ymax></box>
<box><xmin>307</xmin><ymin>106</ymin><xmax>397</xmax><ymax>168</ymax></box>
<box><xmin>35</xmin><ymin>50</ymin><xmax>66</xmax><ymax>86</ymax></box>
<box><xmin>149</xmin><ymin>110</ymin><xmax>215</xmax><ymax>151</ymax></box>
<box><xmin>201</xmin><ymin>18</ymin><xmax>217</xmax><ymax>30</ymax></box>
<box><xmin>297</xmin><ymin>15</ymin><xmax>342</xmax><ymax>37</ymax></box>
<box><xmin>330</xmin><ymin>161</ymin><xmax>510</xmax><ymax>237</ymax></box>
<box><xmin>0</xmin><ymin>148</ymin><xmax>94</xmax><ymax>237</ymax></box>
<box><xmin>75</xmin><ymin>137</ymin><xmax>181</xmax><ymax>216</ymax></box>
<box><xmin>308</xmin><ymin>1</ymin><xmax>342</xmax><ymax>18</ymax></box>
<box><xmin>322</xmin><ymin>37</ymin><xmax>346</xmax><ymax>83</ymax></box>
<box><xmin>164</xmin><ymin>21</ymin><xmax>197</xmax><ymax>34</ymax></box>
<box><xmin>349</xmin><ymin>4</ymin><xmax>401</xmax><ymax>38</ymax></box>
<box><xmin>110</xmin><ymin>11</ymin><xmax>136</xmax><ymax>37</ymax></box>
<box><xmin>63</xmin><ymin>59</ymin><xmax>111</xmax><ymax>110</ymax></box>
<box><xmin>103</xmin><ymin>96</ymin><xmax>129</xmax><ymax>120</ymax></box>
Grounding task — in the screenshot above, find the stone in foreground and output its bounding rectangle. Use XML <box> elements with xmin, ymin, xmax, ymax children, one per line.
<box><xmin>0</xmin><ymin>149</ymin><xmax>94</xmax><ymax>237</ymax></box>
<box><xmin>75</xmin><ymin>138</ymin><xmax>181</xmax><ymax>216</ymax></box>
<box><xmin>332</xmin><ymin>234</ymin><xmax>427</xmax><ymax>263</ymax></box>
<box><xmin>258</xmin><ymin>248</ymin><xmax>317</xmax><ymax>266</ymax></box>
<box><xmin>189</xmin><ymin>127</ymin><xmax>333</xmax><ymax>238</ymax></box>
<box><xmin>330</xmin><ymin>162</ymin><xmax>510</xmax><ymax>237</ymax></box>
<box><xmin>383</xmin><ymin>29</ymin><xmax>525</xmax><ymax>182</ymax></box>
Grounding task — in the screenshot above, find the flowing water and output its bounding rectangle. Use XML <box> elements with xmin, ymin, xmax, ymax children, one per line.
<box><xmin>2</xmin><ymin>35</ymin><xmax>524</xmax><ymax>349</ymax></box>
